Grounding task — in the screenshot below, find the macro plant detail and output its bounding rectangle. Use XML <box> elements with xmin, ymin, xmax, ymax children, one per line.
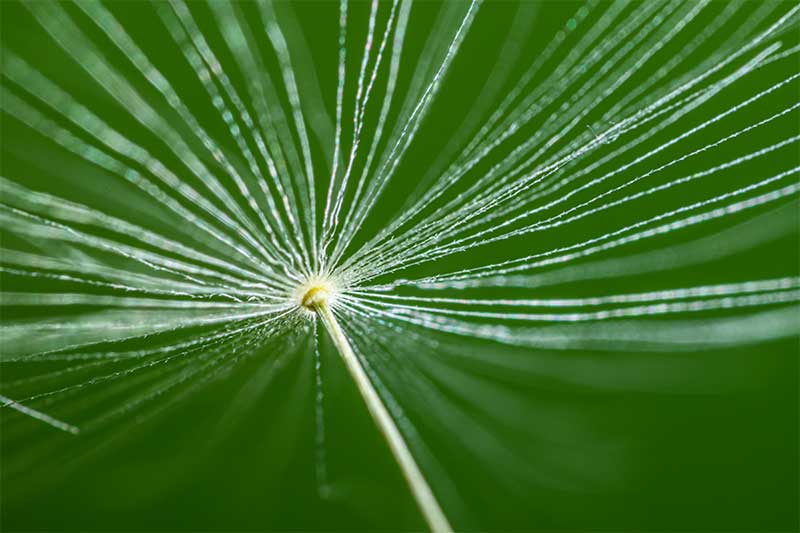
<box><xmin>1</xmin><ymin>0</ymin><xmax>798</xmax><ymax>531</ymax></box>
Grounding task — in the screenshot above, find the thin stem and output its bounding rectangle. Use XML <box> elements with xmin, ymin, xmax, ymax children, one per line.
<box><xmin>314</xmin><ymin>301</ymin><xmax>452</xmax><ymax>533</ymax></box>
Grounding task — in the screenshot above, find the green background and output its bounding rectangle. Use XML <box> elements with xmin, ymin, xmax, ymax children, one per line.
<box><xmin>1</xmin><ymin>1</ymin><xmax>798</xmax><ymax>531</ymax></box>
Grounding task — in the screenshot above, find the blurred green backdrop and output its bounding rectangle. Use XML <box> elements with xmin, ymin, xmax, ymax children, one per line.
<box><xmin>1</xmin><ymin>1</ymin><xmax>798</xmax><ymax>531</ymax></box>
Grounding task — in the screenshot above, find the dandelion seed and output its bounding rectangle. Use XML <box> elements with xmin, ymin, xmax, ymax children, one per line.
<box><xmin>1</xmin><ymin>0</ymin><xmax>798</xmax><ymax>530</ymax></box>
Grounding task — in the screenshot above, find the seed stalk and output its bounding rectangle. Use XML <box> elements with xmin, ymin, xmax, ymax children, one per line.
<box><xmin>313</xmin><ymin>301</ymin><xmax>452</xmax><ymax>533</ymax></box>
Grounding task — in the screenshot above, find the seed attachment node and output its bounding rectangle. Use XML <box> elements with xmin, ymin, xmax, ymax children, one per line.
<box><xmin>296</xmin><ymin>276</ymin><xmax>338</xmax><ymax>311</ymax></box>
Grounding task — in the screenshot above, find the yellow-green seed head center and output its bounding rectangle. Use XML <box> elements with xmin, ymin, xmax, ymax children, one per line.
<box><xmin>295</xmin><ymin>276</ymin><xmax>337</xmax><ymax>311</ymax></box>
<box><xmin>302</xmin><ymin>285</ymin><xmax>331</xmax><ymax>309</ymax></box>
